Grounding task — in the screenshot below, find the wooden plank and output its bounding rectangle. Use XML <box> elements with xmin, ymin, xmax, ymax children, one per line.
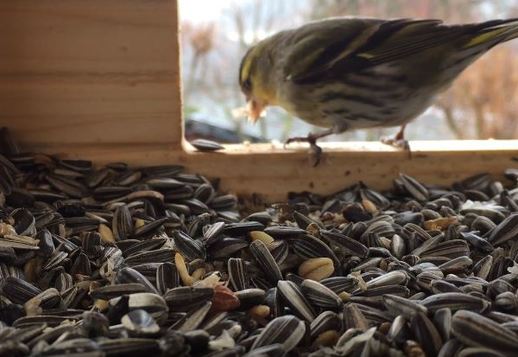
<box><xmin>26</xmin><ymin>140</ymin><xmax>518</xmax><ymax>202</ymax></box>
<box><xmin>0</xmin><ymin>0</ymin><xmax>182</xmax><ymax>146</ymax></box>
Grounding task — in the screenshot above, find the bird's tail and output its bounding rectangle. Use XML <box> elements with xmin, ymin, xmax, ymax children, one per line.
<box><xmin>464</xmin><ymin>19</ymin><xmax>518</xmax><ymax>49</ymax></box>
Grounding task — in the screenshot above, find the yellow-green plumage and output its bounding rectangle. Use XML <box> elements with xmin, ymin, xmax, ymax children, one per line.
<box><xmin>239</xmin><ymin>17</ymin><xmax>518</xmax><ymax>141</ymax></box>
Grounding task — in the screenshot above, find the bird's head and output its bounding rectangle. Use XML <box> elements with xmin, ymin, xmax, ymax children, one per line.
<box><xmin>239</xmin><ymin>42</ymin><xmax>277</xmax><ymax>123</ymax></box>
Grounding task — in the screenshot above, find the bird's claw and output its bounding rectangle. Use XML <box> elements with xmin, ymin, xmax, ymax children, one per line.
<box><xmin>381</xmin><ymin>137</ymin><xmax>410</xmax><ymax>150</ymax></box>
<box><xmin>381</xmin><ymin>136</ymin><xmax>412</xmax><ymax>158</ymax></box>
<box><xmin>284</xmin><ymin>136</ymin><xmax>315</xmax><ymax>147</ymax></box>
<box><xmin>309</xmin><ymin>142</ymin><xmax>322</xmax><ymax>167</ymax></box>
<box><xmin>285</xmin><ymin>135</ymin><xmax>322</xmax><ymax>166</ymax></box>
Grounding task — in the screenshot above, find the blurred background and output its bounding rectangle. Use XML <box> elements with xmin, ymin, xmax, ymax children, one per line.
<box><xmin>179</xmin><ymin>0</ymin><xmax>518</xmax><ymax>143</ymax></box>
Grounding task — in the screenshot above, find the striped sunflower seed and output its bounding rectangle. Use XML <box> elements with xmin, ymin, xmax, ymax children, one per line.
<box><xmin>251</xmin><ymin>315</ymin><xmax>305</xmax><ymax>352</ymax></box>
<box><xmin>228</xmin><ymin>258</ymin><xmax>247</xmax><ymax>291</ymax></box>
<box><xmin>421</xmin><ymin>292</ymin><xmax>491</xmax><ymax>313</ymax></box>
<box><xmin>452</xmin><ymin>310</ymin><xmax>518</xmax><ymax>355</ymax></box>
<box><xmin>249</xmin><ymin>240</ymin><xmax>283</xmax><ymax>285</ymax></box>
<box><xmin>488</xmin><ymin>213</ymin><xmax>518</xmax><ymax>246</ymax></box>
<box><xmin>301</xmin><ymin>279</ymin><xmax>342</xmax><ymax>309</ymax></box>
<box><xmin>411</xmin><ymin>312</ymin><xmax>443</xmax><ymax>357</ymax></box>
<box><xmin>383</xmin><ymin>294</ymin><xmax>427</xmax><ymax>318</ymax></box>
<box><xmin>277</xmin><ymin>280</ymin><xmax>315</xmax><ymax>322</ymax></box>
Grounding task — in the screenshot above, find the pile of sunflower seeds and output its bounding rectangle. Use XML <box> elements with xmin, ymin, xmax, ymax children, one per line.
<box><xmin>1</xmin><ymin>143</ymin><xmax>518</xmax><ymax>356</ymax></box>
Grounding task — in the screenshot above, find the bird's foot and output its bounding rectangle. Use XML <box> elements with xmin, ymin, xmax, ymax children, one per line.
<box><xmin>309</xmin><ymin>143</ymin><xmax>323</xmax><ymax>167</ymax></box>
<box><xmin>381</xmin><ymin>136</ymin><xmax>410</xmax><ymax>151</ymax></box>
<box><xmin>285</xmin><ymin>134</ymin><xmax>323</xmax><ymax>167</ymax></box>
<box><xmin>381</xmin><ymin>136</ymin><xmax>412</xmax><ymax>159</ymax></box>
<box><xmin>284</xmin><ymin>135</ymin><xmax>315</xmax><ymax>146</ymax></box>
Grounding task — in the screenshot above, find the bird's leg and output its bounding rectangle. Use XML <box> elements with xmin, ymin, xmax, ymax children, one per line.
<box><xmin>285</xmin><ymin>126</ymin><xmax>342</xmax><ymax>166</ymax></box>
<box><xmin>284</xmin><ymin>127</ymin><xmax>335</xmax><ymax>145</ymax></box>
<box><xmin>381</xmin><ymin>125</ymin><xmax>410</xmax><ymax>151</ymax></box>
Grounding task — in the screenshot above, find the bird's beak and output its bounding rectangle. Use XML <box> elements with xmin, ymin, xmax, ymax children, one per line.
<box><xmin>246</xmin><ymin>98</ymin><xmax>265</xmax><ymax>124</ymax></box>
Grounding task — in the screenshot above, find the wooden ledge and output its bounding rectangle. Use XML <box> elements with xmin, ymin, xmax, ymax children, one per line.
<box><xmin>23</xmin><ymin>140</ymin><xmax>518</xmax><ymax>202</ymax></box>
<box><xmin>183</xmin><ymin>140</ymin><xmax>518</xmax><ymax>155</ymax></box>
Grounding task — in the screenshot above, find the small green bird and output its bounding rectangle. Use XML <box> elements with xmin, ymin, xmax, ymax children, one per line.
<box><xmin>238</xmin><ymin>17</ymin><xmax>518</xmax><ymax>164</ymax></box>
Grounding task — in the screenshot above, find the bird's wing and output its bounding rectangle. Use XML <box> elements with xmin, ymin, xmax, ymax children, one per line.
<box><xmin>283</xmin><ymin>18</ymin><xmax>380</xmax><ymax>82</ymax></box>
<box><xmin>285</xmin><ymin>18</ymin><xmax>459</xmax><ymax>83</ymax></box>
<box><xmin>360</xmin><ymin>18</ymin><xmax>518</xmax><ymax>64</ymax></box>
<box><xmin>286</xmin><ymin>18</ymin><xmax>518</xmax><ymax>84</ymax></box>
<box><xmin>462</xmin><ymin>19</ymin><xmax>518</xmax><ymax>48</ymax></box>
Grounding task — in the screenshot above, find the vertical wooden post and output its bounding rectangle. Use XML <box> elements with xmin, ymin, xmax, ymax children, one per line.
<box><xmin>0</xmin><ymin>0</ymin><xmax>183</xmax><ymax>150</ymax></box>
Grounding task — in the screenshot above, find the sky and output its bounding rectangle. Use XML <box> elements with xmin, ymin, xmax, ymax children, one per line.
<box><xmin>179</xmin><ymin>0</ymin><xmax>234</xmax><ymax>24</ymax></box>
<box><xmin>179</xmin><ymin>0</ymin><xmax>514</xmax><ymax>24</ymax></box>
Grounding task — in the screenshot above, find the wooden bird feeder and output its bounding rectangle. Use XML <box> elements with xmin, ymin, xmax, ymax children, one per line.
<box><xmin>1</xmin><ymin>0</ymin><xmax>518</xmax><ymax>202</ymax></box>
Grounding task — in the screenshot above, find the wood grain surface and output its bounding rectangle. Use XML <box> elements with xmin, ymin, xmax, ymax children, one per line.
<box><xmin>0</xmin><ymin>0</ymin><xmax>182</xmax><ymax>146</ymax></box>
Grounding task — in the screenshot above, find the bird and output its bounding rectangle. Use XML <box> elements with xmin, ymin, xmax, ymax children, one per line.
<box><xmin>238</xmin><ymin>17</ymin><xmax>518</xmax><ymax>165</ymax></box>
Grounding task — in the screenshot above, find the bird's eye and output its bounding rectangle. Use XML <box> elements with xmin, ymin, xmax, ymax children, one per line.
<box><xmin>242</xmin><ymin>78</ymin><xmax>252</xmax><ymax>92</ymax></box>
